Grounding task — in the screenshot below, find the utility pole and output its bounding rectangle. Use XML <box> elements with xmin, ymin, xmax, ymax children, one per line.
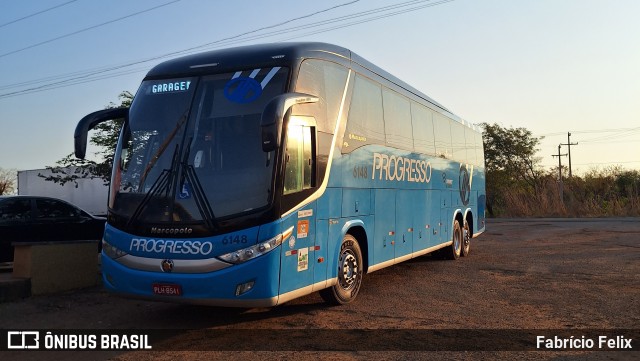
<box><xmin>552</xmin><ymin>144</ymin><xmax>568</xmax><ymax>200</ymax></box>
<box><xmin>560</xmin><ymin>132</ymin><xmax>578</xmax><ymax>177</ymax></box>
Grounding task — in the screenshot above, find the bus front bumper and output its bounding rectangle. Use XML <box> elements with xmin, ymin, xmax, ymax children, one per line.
<box><xmin>100</xmin><ymin>250</ymin><xmax>281</xmax><ymax>307</ymax></box>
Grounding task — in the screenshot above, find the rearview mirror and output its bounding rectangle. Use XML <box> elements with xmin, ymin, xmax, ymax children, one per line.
<box><xmin>261</xmin><ymin>93</ymin><xmax>318</xmax><ymax>152</ymax></box>
<box><xmin>74</xmin><ymin>108</ymin><xmax>129</xmax><ymax>159</ymax></box>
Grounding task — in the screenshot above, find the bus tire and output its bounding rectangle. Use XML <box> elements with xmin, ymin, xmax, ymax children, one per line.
<box><xmin>320</xmin><ymin>234</ymin><xmax>363</xmax><ymax>305</ymax></box>
<box><xmin>442</xmin><ymin>221</ymin><xmax>462</xmax><ymax>260</ymax></box>
<box><xmin>461</xmin><ymin>219</ymin><xmax>471</xmax><ymax>257</ymax></box>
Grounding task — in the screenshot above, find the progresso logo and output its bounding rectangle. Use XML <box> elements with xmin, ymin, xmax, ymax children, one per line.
<box><xmin>130</xmin><ymin>238</ymin><xmax>213</xmax><ymax>256</ymax></box>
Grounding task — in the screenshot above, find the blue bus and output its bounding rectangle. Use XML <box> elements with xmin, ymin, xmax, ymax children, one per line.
<box><xmin>74</xmin><ymin>42</ymin><xmax>485</xmax><ymax>307</ymax></box>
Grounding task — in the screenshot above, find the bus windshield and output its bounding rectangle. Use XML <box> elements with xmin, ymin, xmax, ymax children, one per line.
<box><xmin>110</xmin><ymin>67</ymin><xmax>289</xmax><ymax>225</ymax></box>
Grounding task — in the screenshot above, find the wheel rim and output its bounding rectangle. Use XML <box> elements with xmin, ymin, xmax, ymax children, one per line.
<box><xmin>454</xmin><ymin>227</ymin><xmax>461</xmax><ymax>254</ymax></box>
<box><xmin>339</xmin><ymin>250</ymin><xmax>359</xmax><ymax>290</ymax></box>
<box><xmin>463</xmin><ymin>223</ymin><xmax>470</xmax><ymax>252</ymax></box>
<box><xmin>453</xmin><ymin>223</ymin><xmax>463</xmax><ymax>258</ymax></box>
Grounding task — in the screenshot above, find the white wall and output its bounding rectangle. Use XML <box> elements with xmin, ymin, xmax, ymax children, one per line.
<box><xmin>17</xmin><ymin>168</ymin><xmax>108</xmax><ymax>216</ymax></box>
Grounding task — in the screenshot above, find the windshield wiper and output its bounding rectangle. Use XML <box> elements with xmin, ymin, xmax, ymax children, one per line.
<box><xmin>180</xmin><ymin>137</ymin><xmax>218</xmax><ymax>230</ymax></box>
<box><xmin>127</xmin><ymin>144</ymin><xmax>180</xmax><ymax>227</ymax></box>
<box><xmin>138</xmin><ymin>110</ymin><xmax>189</xmax><ymax>189</ymax></box>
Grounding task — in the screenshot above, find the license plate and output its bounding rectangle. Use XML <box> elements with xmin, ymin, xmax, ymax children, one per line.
<box><xmin>152</xmin><ymin>283</ymin><xmax>182</xmax><ymax>296</ymax></box>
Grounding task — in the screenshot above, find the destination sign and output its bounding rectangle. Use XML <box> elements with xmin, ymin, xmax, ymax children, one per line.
<box><xmin>151</xmin><ymin>80</ymin><xmax>192</xmax><ymax>94</ymax></box>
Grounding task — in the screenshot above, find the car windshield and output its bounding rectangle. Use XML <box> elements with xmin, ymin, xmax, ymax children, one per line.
<box><xmin>110</xmin><ymin>67</ymin><xmax>289</xmax><ymax>225</ymax></box>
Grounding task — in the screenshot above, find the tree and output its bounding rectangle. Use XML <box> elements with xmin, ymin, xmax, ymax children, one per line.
<box><xmin>480</xmin><ymin>123</ymin><xmax>544</xmax><ymax>216</ymax></box>
<box><xmin>0</xmin><ymin>168</ymin><xmax>16</xmax><ymax>195</ymax></box>
<box><xmin>40</xmin><ymin>91</ymin><xmax>133</xmax><ymax>187</ymax></box>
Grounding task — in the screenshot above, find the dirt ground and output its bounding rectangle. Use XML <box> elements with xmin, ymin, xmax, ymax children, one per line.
<box><xmin>1</xmin><ymin>218</ymin><xmax>638</xmax><ymax>360</ymax></box>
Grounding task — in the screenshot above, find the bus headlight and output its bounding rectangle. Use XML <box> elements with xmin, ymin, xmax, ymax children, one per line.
<box><xmin>218</xmin><ymin>226</ymin><xmax>294</xmax><ymax>264</ymax></box>
<box><xmin>102</xmin><ymin>239</ymin><xmax>128</xmax><ymax>260</ymax></box>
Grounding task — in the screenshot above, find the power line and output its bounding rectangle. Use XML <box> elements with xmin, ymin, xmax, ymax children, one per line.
<box><xmin>0</xmin><ymin>0</ymin><xmax>360</xmax><ymax>93</ymax></box>
<box><xmin>170</xmin><ymin>0</ymin><xmax>446</xmax><ymax>57</ymax></box>
<box><xmin>0</xmin><ymin>0</ymin><xmax>80</xmax><ymax>29</ymax></box>
<box><xmin>194</xmin><ymin>0</ymin><xmax>363</xmax><ymax>51</ymax></box>
<box><xmin>0</xmin><ymin>0</ymin><xmax>453</xmax><ymax>99</ymax></box>
<box><xmin>539</xmin><ymin>127</ymin><xmax>640</xmax><ymax>137</ymax></box>
<box><xmin>583</xmin><ymin>139</ymin><xmax>640</xmax><ymax>144</ymax></box>
<box><xmin>0</xmin><ymin>0</ymin><xmax>364</xmax><ymax>97</ymax></box>
<box><xmin>254</xmin><ymin>0</ymin><xmax>457</xmax><ymax>43</ymax></box>
<box><xmin>579</xmin><ymin>127</ymin><xmax>640</xmax><ymax>143</ymax></box>
<box><xmin>573</xmin><ymin>161</ymin><xmax>640</xmax><ymax>166</ymax></box>
<box><xmin>0</xmin><ymin>0</ymin><xmax>182</xmax><ymax>59</ymax></box>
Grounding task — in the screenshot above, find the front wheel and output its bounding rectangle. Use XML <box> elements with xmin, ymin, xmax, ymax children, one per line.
<box><xmin>320</xmin><ymin>234</ymin><xmax>363</xmax><ymax>305</ymax></box>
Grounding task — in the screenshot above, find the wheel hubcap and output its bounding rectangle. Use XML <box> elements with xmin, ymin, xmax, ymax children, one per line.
<box><xmin>463</xmin><ymin>227</ymin><xmax>470</xmax><ymax>248</ymax></box>
<box><xmin>339</xmin><ymin>251</ymin><xmax>358</xmax><ymax>289</ymax></box>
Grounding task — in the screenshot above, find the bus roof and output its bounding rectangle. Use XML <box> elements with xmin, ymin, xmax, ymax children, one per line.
<box><xmin>145</xmin><ymin>42</ymin><xmax>351</xmax><ymax>78</ymax></box>
<box><xmin>145</xmin><ymin>42</ymin><xmax>476</xmax><ymax>131</ymax></box>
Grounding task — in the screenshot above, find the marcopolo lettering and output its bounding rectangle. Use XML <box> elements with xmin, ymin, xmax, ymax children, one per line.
<box><xmin>130</xmin><ymin>238</ymin><xmax>213</xmax><ymax>256</ymax></box>
<box><xmin>151</xmin><ymin>227</ymin><xmax>193</xmax><ymax>235</ymax></box>
<box><xmin>371</xmin><ymin>152</ymin><xmax>432</xmax><ymax>183</ymax></box>
<box><xmin>152</xmin><ymin>81</ymin><xmax>191</xmax><ymax>94</ymax></box>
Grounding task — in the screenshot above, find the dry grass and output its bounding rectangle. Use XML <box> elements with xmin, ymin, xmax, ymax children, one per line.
<box><xmin>489</xmin><ymin>168</ymin><xmax>640</xmax><ymax>217</ymax></box>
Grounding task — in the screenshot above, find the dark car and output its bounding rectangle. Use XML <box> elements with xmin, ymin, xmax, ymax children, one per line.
<box><xmin>0</xmin><ymin>195</ymin><xmax>106</xmax><ymax>264</ymax></box>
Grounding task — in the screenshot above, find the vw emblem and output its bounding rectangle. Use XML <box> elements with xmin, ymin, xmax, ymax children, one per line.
<box><xmin>161</xmin><ymin>259</ymin><xmax>174</xmax><ymax>273</ymax></box>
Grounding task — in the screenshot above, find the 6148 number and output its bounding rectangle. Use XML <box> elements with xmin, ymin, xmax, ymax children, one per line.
<box><xmin>222</xmin><ymin>235</ymin><xmax>248</xmax><ymax>245</ymax></box>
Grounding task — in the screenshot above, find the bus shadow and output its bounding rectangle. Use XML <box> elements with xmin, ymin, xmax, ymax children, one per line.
<box><xmin>132</xmin><ymin>292</ymin><xmax>329</xmax><ymax>329</ymax></box>
<box><xmin>120</xmin><ymin>252</ymin><xmax>452</xmax><ymax>351</ymax></box>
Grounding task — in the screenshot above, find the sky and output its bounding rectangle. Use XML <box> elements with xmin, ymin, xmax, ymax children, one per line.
<box><xmin>1</xmin><ymin>0</ymin><xmax>638</xmax><ymax>176</ymax></box>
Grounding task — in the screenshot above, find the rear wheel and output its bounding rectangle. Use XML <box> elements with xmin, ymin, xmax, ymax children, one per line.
<box><xmin>320</xmin><ymin>234</ymin><xmax>363</xmax><ymax>305</ymax></box>
<box><xmin>442</xmin><ymin>220</ymin><xmax>462</xmax><ymax>260</ymax></box>
<box><xmin>461</xmin><ymin>219</ymin><xmax>471</xmax><ymax>257</ymax></box>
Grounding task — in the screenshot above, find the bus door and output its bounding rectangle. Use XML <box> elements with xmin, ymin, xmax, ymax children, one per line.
<box><xmin>279</xmin><ymin>121</ymin><xmax>317</xmax><ymax>295</ymax></box>
<box><xmin>279</xmin><ymin>205</ymin><xmax>316</xmax><ymax>296</ymax></box>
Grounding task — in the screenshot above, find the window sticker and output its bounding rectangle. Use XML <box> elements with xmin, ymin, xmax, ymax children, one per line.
<box><xmin>223</xmin><ymin>67</ymin><xmax>281</xmax><ymax>103</ymax></box>
<box><xmin>297</xmin><ymin>247</ymin><xmax>309</xmax><ymax>272</ymax></box>
<box><xmin>297</xmin><ymin>209</ymin><xmax>313</xmax><ymax>218</ymax></box>
<box><xmin>297</xmin><ymin>220</ymin><xmax>309</xmax><ymax>238</ymax></box>
<box><xmin>178</xmin><ymin>181</ymin><xmax>192</xmax><ymax>199</ymax></box>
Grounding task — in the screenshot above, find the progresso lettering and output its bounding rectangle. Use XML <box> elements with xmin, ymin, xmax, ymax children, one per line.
<box><xmin>130</xmin><ymin>238</ymin><xmax>213</xmax><ymax>256</ymax></box>
<box><xmin>152</xmin><ymin>81</ymin><xmax>192</xmax><ymax>94</ymax></box>
<box><xmin>372</xmin><ymin>152</ymin><xmax>432</xmax><ymax>183</ymax></box>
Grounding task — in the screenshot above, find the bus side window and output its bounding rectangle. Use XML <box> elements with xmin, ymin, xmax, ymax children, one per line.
<box><xmin>464</xmin><ymin>126</ymin><xmax>477</xmax><ymax>165</ymax></box>
<box><xmin>433</xmin><ymin>113</ymin><xmax>452</xmax><ymax>159</ymax></box>
<box><xmin>382</xmin><ymin>88</ymin><xmax>413</xmax><ymax>151</ymax></box>
<box><xmin>284</xmin><ymin>123</ymin><xmax>314</xmax><ymax>195</ymax></box>
<box><xmin>342</xmin><ymin>74</ymin><xmax>385</xmax><ymax>154</ymax></box>
<box><xmin>412</xmin><ymin>103</ymin><xmax>436</xmax><ymax>156</ymax></box>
